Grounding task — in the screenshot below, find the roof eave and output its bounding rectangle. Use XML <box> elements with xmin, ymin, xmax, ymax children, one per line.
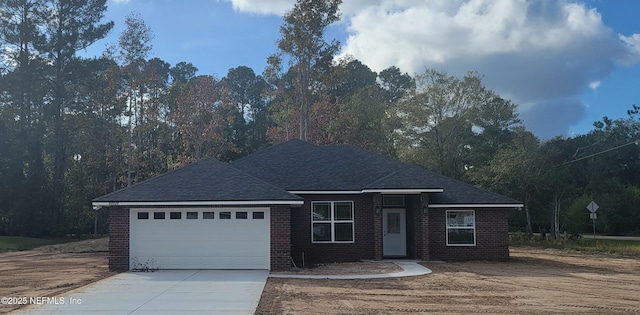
<box><xmin>92</xmin><ymin>200</ymin><xmax>305</xmax><ymax>207</ymax></box>
<box><xmin>428</xmin><ymin>203</ymin><xmax>524</xmax><ymax>208</ymax></box>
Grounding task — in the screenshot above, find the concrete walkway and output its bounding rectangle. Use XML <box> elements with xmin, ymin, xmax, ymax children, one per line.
<box><xmin>14</xmin><ymin>270</ymin><xmax>268</xmax><ymax>315</ymax></box>
<box><xmin>269</xmin><ymin>260</ymin><xmax>432</xmax><ymax>279</ymax></box>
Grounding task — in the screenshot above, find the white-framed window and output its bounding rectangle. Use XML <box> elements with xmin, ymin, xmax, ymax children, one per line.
<box><xmin>312</xmin><ymin>201</ymin><xmax>354</xmax><ymax>243</ymax></box>
<box><xmin>446</xmin><ymin>210</ymin><xmax>476</xmax><ymax>246</ymax></box>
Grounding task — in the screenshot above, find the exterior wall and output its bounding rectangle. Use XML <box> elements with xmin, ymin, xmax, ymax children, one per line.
<box><xmin>429</xmin><ymin>207</ymin><xmax>509</xmax><ymax>261</ymax></box>
<box><xmin>291</xmin><ymin>194</ymin><xmax>375</xmax><ymax>266</ymax></box>
<box><xmin>108</xmin><ymin>204</ymin><xmax>292</xmax><ymax>271</ymax></box>
<box><xmin>270</xmin><ymin>205</ymin><xmax>292</xmax><ymax>270</ymax></box>
<box><xmin>108</xmin><ymin>206</ymin><xmax>130</xmax><ymax>272</ymax></box>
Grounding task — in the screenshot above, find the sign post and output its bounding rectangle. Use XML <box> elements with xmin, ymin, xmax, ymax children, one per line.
<box><xmin>586</xmin><ymin>201</ymin><xmax>599</xmax><ymax>239</ymax></box>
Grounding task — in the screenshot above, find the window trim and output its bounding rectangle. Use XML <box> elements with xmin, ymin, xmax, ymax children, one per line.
<box><xmin>446</xmin><ymin>210</ymin><xmax>476</xmax><ymax>246</ymax></box>
<box><xmin>311</xmin><ymin>201</ymin><xmax>355</xmax><ymax>243</ymax></box>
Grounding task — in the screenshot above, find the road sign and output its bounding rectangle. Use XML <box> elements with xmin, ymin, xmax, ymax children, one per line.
<box><xmin>586</xmin><ymin>201</ymin><xmax>599</xmax><ymax>213</ymax></box>
<box><xmin>590</xmin><ymin>212</ymin><xmax>597</xmax><ymax>220</ymax></box>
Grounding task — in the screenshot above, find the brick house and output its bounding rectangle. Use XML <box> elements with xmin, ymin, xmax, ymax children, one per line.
<box><xmin>93</xmin><ymin>139</ymin><xmax>522</xmax><ymax>271</ymax></box>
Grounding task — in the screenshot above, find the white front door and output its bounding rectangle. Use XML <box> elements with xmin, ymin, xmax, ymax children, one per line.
<box><xmin>383</xmin><ymin>208</ymin><xmax>406</xmax><ymax>257</ymax></box>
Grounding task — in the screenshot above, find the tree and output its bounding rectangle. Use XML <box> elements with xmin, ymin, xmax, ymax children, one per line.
<box><xmin>172</xmin><ymin>75</ymin><xmax>238</xmax><ymax>163</ymax></box>
<box><xmin>118</xmin><ymin>12</ymin><xmax>153</xmax><ymax>185</ymax></box>
<box><xmin>378</xmin><ymin>66</ymin><xmax>414</xmax><ymax>103</ymax></box>
<box><xmin>395</xmin><ymin>70</ymin><xmax>493</xmax><ymax>178</ymax></box>
<box><xmin>468</xmin><ymin>127</ymin><xmax>543</xmax><ymax>233</ymax></box>
<box><xmin>272</xmin><ymin>0</ymin><xmax>342</xmax><ymax>141</ymax></box>
<box><xmin>224</xmin><ymin>66</ymin><xmax>269</xmax><ymax>155</ymax></box>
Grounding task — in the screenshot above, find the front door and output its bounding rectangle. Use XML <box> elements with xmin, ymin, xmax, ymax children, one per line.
<box><xmin>383</xmin><ymin>208</ymin><xmax>406</xmax><ymax>257</ymax></box>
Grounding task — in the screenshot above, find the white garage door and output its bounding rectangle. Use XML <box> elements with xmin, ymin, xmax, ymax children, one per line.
<box><xmin>129</xmin><ymin>208</ymin><xmax>270</xmax><ymax>270</ymax></box>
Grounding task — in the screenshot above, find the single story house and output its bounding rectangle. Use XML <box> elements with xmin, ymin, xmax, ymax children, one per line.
<box><xmin>93</xmin><ymin>139</ymin><xmax>523</xmax><ymax>271</ymax></box>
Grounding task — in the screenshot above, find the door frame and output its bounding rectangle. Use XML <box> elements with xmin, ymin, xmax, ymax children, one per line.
<box><xmin>382</xmin><ymin>208</ymin><xmax>407</xmax><ymax>257</ymax></box>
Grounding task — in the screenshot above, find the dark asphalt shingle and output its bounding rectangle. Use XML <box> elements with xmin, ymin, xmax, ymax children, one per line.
<box><xmin>231</xmin><ymin>139</ymin><xmax>521</xmax><ymax>205</ymax></box>
<box><xmin>93</xmin><ymin>158</ymin><xmax>301</xmax><ymax>202</ymax></box>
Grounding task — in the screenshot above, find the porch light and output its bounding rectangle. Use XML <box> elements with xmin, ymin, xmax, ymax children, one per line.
<box><xmin>375</xmin><ymin>204</ymin><xmax>381</xmax><ymax>214</ymax></box>
<box><xmin>422</xmin><ymin>205</ymin><xmax>428</xmax><ymax>215</ymax></box>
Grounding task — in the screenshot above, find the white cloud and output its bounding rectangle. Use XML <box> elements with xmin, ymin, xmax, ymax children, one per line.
<box><xmin>227</xmin><ymin>0</ymin><xmax>640</xmax><ymax>137</ymax></box>
<box><xmin>589</xmin><ymin>81</ymin><xmax>601</xmax><ymax>90</ymax></box>
<box><xmin>224</xmin><ymin>0</ymin><xmax>294</xmax><ymax>15</ymax></box>
<box><xmin>336</xmin><ymin>0</ymin><xmax>640</xmax><ymax>137</ymax></box>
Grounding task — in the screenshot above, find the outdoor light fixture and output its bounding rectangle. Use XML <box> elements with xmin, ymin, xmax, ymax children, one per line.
<box><xmin>422</xmin><ymin>205</ymin><xmax>428</xmax><ymax>215</ymax></box>
<box><xmin>375</xmin><ymin>204</ymin><xmax>381</xmax><ymax>214</ymax></box>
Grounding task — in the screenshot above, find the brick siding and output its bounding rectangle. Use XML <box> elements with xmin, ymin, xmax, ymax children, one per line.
<box><xmin>429</xmin><ymin>207</ymin><xmax>509</xmax><ymax>261</ymax></box>
<box><xmin>108</xmin><ymin>206</ymin><xmax>129</xmax><ymax>272</ymax></box>
<box><xmin>291</xmin><ymin>194</ymin><xmax>375</xmax><ymax>266</ymax></box>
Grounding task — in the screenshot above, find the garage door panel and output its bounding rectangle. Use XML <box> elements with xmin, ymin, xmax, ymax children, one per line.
<box><xmin>130</xmin><ymin>208</ymin><xmax>270</xmax><ymax>270</ymax></box>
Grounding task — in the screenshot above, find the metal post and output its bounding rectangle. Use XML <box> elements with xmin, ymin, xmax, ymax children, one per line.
<box><xmin>593</xmin><ymin>219</ymin><xmax>596</xmax><ymax>240</ymax></box>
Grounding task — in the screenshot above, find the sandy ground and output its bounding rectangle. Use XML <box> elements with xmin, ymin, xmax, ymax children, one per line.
<box><xmin>256</xmin><ymin>248</ymin><xmax>640</xmax><ymax>314</ymax></box>
<box><xmin>0</xmin><ymin>238</ymin><xmax>113</xmax><ymax>314</ymax></box>
<box><xmin>2</xmin><ymin>241</ymin><xmax>639</xmax><ymax>314</ymax></box>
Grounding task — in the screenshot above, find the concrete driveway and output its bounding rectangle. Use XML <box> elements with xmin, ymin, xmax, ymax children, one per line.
<box><xmin>15</xmin><ymin>270</ymin><xmax>269</xmax><ymax>315</ymax></box>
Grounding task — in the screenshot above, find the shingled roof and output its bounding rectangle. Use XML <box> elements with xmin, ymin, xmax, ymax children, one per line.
<box><xmin>93</xmin><ymin>158</ymin><xmax>302</xmax><ymax>204</ymax></box>
<box><xmin>231</xmin><ymin>139</ymin><xmax>521</xmax><ymax>206</ymax></box>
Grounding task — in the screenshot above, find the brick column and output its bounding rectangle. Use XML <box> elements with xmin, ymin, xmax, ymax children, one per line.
<box><xmin>270</xmin><ymin>205</ymin><xmax>291</xmax><ymax>270</ymax></box>
<box><xmin>108</xmin><ymin>206</ymin><xmax>129</xmax><ymax>272</ymax></box>
<box><xmin>373</xmin><ymin>193</ymin><xmax>382</xmax><ymax>260</ymax></box>
<box><xmin>420</xmin><ymin>193</ymin><xmax>430</xmax><ymax>261</ymax></box>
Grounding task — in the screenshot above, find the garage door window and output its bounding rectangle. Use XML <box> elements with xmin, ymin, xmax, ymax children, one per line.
<box><xmin>312</xmin><ymin>201</ymin><xmax>354</xmax><ymax>243</ymax></box>
<box><xmin>170</xmin><ymin>212</ymin><xmax>181</xmax><ymax>219</ymax></box>
<box><xmin>137</xmin><ymin>212</ymin><xmax>149</xmax><ymax>220</ymax></box>
<box><xmin>236</xmin><ymin>211</ymin><xmax>248</xmax><ymax>219</ymax></box>
<box><xmin>154</xmin><ymin>212</ymin><xmax>165</xmax><ymax>219</ymax></box>
<box><xmin>187</xmin><ymin>212</ymin><xmax>198</xmax><ymax>219</ymax></box>
<box><xmin>203</xmin><ymin>212</ymin><xmax>214</xmax><ymax>219</ymax></box>
<box><xmin>220</xmin><ymin>212</ymin><xmax>231</xmax><ymax>219</ymax></box>
<box><xmin>253</xmin><ymin>211</ymin><xmax>264</xmax><ymax>219</ymax></box>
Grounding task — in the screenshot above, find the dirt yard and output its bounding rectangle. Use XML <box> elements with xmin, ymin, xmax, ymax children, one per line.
<box><xmin>257</xmin><ymin>248</ymin><xmax>640</xmax><ymax>314</ymax></box>
<box><xmin>0</xmin><ymin>238</ymin><xmax>113</xmax><ymax>314</ymax></box>
<box><xmin>2</xmin><ymin>242</ymin><xmax>639</xmax><ymax>314</ymax></box>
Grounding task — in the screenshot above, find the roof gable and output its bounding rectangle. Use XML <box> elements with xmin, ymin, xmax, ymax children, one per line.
<box><xmin>93</xmin><ymin>158</ymin><xmax>301</xmax><ymax>203</ymax></box>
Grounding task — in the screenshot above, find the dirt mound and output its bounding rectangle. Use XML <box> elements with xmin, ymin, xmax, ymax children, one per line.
<box><xmin>35</xmin><ymin>237</ymin><xmax>108</xmax><ymax>253</ymax></box>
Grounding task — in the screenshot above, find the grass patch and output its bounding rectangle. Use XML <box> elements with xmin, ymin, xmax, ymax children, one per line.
<box><xmin>510</xmin><ymin>233</ymin><xmax>640</xmax><ymax>257</ymax></box>
<box><xmin>0</xmin><ymin>236</ymin><xmax>71</xmax><ymax>252</ymax></box>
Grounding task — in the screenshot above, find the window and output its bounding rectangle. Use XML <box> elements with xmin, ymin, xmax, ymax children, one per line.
<box><xmin>236</xmin><ymin>211</ymin><xmax>248</xmax><ymax>219</ymax></box>
<box><xmin>153</xmin><ymin>212</ymin><xmax>165</xmax><ymax>219</ymax></box>
<box><xmin>446</xmin><ymin>210</ymin><xmax>475</xmax><ymax>246</ymax></box>
<box><xmin>137</xmin><ymin>212</ymin><xmax>149</xmax><ymax>220</ymax></box>
<box><xmin>383</xmin><ymin>195</ymin><xmax>405</xmax><ymax>207</ymax></box>
<box><xmin>220</xmin><ymin>212</ymin><xmax>231</xmax><ymax>219</ymax></box>
<box><xmin>203</xmin><ymin>212</ymin><xmax>214</xmax><ymax>219</ymax></box>
<box><xmin>186</xmin><ymin>212</ymin><xmax>198</xmax><ymax>219</ymax></box>
<box><xmin>252</xmin><ymin>211</ymin><xmax>265</xmax><ymax>219</ymax></box>
<box><xmin>170</xmin><ymin>212</ymin><xmax>182</xmax><ymax>219</ymax></box>
<box><xmin>312</xmin><ymin>201</ymin><xmax>354</xmax><ymax>243</ymax></box>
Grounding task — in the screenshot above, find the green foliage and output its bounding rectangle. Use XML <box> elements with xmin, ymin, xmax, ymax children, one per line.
<box><xmin>0</xmin><ymin>236</ymin><xmax>63</xmax><ymax>252</ymax></box>
<box><xmin>510</xmin><ymin>233</ymin><xmax>640</xmax><ymax>257</ymax></box>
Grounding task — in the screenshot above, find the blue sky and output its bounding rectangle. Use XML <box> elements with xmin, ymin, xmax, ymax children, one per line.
<box><xmin>83</xmin><ymin>0</ymin><xmax>640</xmax><ymax>140</ymax></box>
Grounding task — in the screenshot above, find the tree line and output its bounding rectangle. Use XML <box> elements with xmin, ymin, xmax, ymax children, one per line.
<box><xmin>1</xmin><ymin>0</ymin><xmax>638</xmax><ymax>237</ymax></box>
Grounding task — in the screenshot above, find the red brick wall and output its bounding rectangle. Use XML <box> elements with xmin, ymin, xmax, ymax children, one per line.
<box><xmin>429</xmin><ymin>207</ymin><xmax>509</xmax><ymax>261</ymax></box>
<box><xmin>108</xmin><ymin>206</ymin><xmax>129</xmax><ymax>272</ymax></box>
<box><xmin>107</xmin><ymin>204</ymin><xmax>292</xmax><ymax>271</ymax></box>
<box><xmin>270</xmin><ymin>205</ymin><xmax>291</xmax><ymax>270</ymax></box>
<box><xmin>291</xmin><ymin>194</ymin><xmax>375</xmax><ymax>266</ymax></box>
<box><xmin>373</xmin><ymin>193</ymin><xmax>382</xmax><ymax>260</ymax></box>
